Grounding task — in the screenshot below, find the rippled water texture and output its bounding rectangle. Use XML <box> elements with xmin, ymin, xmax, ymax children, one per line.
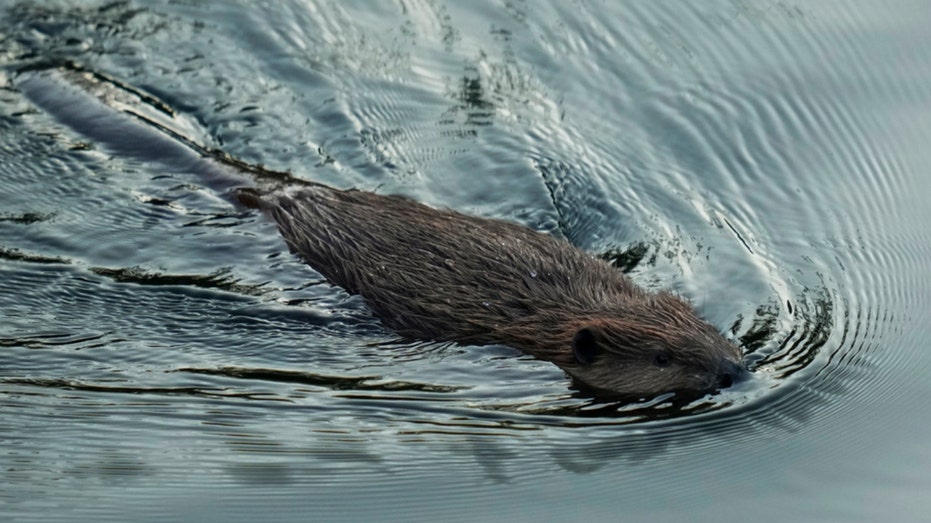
<box><xmin>2</xmin><ymin>1</ymin><xmax>931</xmax><ymax>521</ymax></box>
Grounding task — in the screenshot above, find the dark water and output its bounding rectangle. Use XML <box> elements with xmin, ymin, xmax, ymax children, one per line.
<box><xmin>2</xmin><ymin>1</ymin><xmax>930</xmax><ymax>521</ymax></box>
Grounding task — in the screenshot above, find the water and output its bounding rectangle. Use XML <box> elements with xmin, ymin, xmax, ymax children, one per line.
<box><xmin>2</xmin><ymin>1</ymin><xmax>930</xmax><ymax>521</ymax></box>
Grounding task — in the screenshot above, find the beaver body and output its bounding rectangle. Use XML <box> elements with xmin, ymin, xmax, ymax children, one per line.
<box><xmin>239</xmin><ymin>184</ymin><xmax>744</xmax><ymax>400</ymax></box>
<box><xmin>19</xmin><ymin>64</ymin><xmax>744</xmax><ymax>401</ymax></box>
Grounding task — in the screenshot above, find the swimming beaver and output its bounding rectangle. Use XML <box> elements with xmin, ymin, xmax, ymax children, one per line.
<box><xmin>19</xmin><ymin>64</ymin><xmax>744</xmax><ymax>401</ymax></box>
<box><xmin>238</xmin><ymin>184</ymin><xmax>745</xmax><ymax>400</ymax></box>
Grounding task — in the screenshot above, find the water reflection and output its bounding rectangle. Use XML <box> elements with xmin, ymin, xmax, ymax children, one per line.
<box><xmin>2</xmin><ymin>0</ymin><xmax>926</xmax><ymax>520</ymax></box>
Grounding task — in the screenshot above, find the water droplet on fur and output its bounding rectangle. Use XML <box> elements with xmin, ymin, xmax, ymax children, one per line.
<box><xmin>482</xmin><ymin>301</ymin><xmax>491</xmax><ymax>308</ymax></box>
<box><xmin>444</xmin><ymin>258</ymin><xmax>455</xmax><ymax>269</ymax></box>
<box><xmin>529</xmin><ymin>270</ymin><xmax>538</xmax><ymax>278</ymax></box>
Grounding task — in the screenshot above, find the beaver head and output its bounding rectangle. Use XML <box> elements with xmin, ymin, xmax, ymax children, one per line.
<box><xmin>498</xmin><ymin>291</ymin><xmax>745</xmax><ymax>400</ymax></box>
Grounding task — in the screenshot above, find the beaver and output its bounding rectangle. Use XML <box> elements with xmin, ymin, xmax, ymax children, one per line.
<box><xmin>19</xmin><ymin>64</ymin><xmax>744</xmax><ymax>401</ymax></box>
<box><xmin>237</xmin><ymin>184</ymin><xmax>745</xmax><ymax>400</ymax></box>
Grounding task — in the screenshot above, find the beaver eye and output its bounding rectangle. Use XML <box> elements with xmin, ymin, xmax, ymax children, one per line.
<box><xmin>653</xmin><ymin>351</ymin><xmax>672</xmax><ymax>367</ymax></box>
<box><xmin>572</xmin><ymin>327</ymin><xmax>600</xmax><ymax>365</ymax></box>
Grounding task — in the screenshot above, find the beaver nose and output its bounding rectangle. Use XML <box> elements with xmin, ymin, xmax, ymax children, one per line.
<box><xmin>717</xmin><ymin>360</ymin><xmax>749</xmax><ymax>388</ymax></box>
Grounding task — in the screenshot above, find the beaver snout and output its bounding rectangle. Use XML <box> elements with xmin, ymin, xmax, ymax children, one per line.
<box><xmin>716</xmin><ymin>359</ymin><xmax>749</xmax><ymax>389</ymax></box>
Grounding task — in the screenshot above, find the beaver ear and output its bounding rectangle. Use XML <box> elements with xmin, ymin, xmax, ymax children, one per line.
<box><xmin>572</xmin><ymin>327</ymin><xmax>600</xmax><ymax>365</ymax></box>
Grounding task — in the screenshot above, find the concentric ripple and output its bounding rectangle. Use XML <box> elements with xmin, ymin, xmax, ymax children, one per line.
<box><xmin>2</xmin><ymin>1</ymin><xmax>930</xmax><ymax>521</ymax></box>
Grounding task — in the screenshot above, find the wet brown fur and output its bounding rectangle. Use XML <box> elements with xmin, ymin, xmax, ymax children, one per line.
<box><xmin>238</xmin><ymin>183</ymin><xmax>743</xmax><ymax>400</ymax></box>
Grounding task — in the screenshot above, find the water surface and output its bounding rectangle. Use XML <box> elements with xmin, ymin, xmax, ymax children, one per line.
<box><xmin>2</xmin><ymin>1</ymin><xmax>930</xmax><ymax>521</ymax></box>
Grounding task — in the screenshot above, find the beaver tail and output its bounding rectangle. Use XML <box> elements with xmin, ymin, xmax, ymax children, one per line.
<box><xmin>15</xmin><ymin>62</ymin><xmax>299</xmax><ymax>199</ymax></box>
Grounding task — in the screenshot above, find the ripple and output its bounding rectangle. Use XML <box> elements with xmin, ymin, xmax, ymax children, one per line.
<box><xmin>3</xmin><ymin>1</ymin><xmax>931</xmax><ymax>521</ymax></box>
<box><xmin>0</xmin><ymin>6</ymin><xmax>848</xmax><ymax>436</ymax></box>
